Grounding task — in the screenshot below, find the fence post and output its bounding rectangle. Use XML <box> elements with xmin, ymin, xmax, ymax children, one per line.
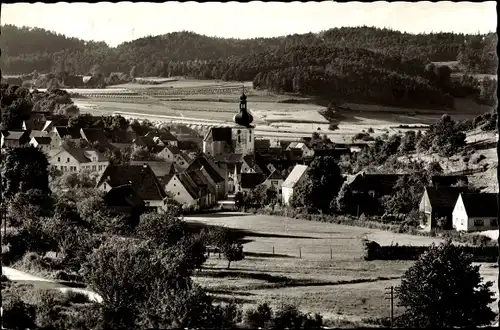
<box><xmin>299</xmin><ymin>247</ymin><xmax>302</xmax><ymax>259</ymax></box>
<box><xmin>273</xmin><ymin>246</ymin><xmax>275</xmax><ymax>256</ymax></box>
<box><xmin>330</xmin><ymin>248</ymin><xmax>333</xmax><ymax>260</ymax></box>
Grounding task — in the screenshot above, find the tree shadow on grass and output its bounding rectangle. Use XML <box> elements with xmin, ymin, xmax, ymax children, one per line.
<box><xmin>212</xmin><ymin>295</ymin><xmax>254</xmax><ymax>304</ymax></box>
<box><xmin>244</xmin><ymin>251</ymin><xmax>295</xmax><ymax>259</ymax></box>
<box><xmin>185</xmin><ymin>222</ymin><xmax>319</xmax><ymax>241</ymax></box>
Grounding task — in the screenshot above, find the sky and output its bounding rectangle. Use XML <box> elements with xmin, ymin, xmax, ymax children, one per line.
<box><xmin>2</xmin><ymin>1</ymin><xmax>497</xmax><ymax>47</ymax></box>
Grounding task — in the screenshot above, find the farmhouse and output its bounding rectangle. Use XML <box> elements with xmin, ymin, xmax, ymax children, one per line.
<box><xmin>452</xmin><ymin>193</ymin><xmax>498</xmax><ymax>232</ymax></box>
<box><xmin>157</xmin><ymin>145</ymin><xmax>191</xmax><ymax>170</ymax></box>
<box><xmin>48</xmin><ymin>147</ymin><xmax>109</xmax><ymax>173</ymax></box>
<box><xmin>281</xmin><ymin>164</ymin><xmax>308</xmax><ymax>206</ymax></box>
<box><xmin>80</xmin><ymin>128</ymin><xmax>110</xmax><ymax>146</ymax></box>
<box><xmin>419</xmin><ymin>186</ymin><xmax>470</xmax><ymax>231</ymax></box>
<box><xmin>51</xmin><ymin>126</ymin><xmax>82</xmax><ymax>146</ymax></box>
<box><xmin>0</xmin><ymin>130</ymin><xmax>30</xmax><ymax>148</ymax></box>
<box><xmin>163</xmin><ymin>170</ymin><xmax>213</xmax><ymax>209</ymax></box>
<box><xmin>96</xmin><ymin>164</ymin><xmax>168</xmax><ymax>213</ymax></box>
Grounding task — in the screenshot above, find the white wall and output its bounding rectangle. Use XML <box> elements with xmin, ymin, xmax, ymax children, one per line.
<box><xmin>282</xmin><ymin>187</ymin><xmax>294</xmax><ymax>206</ymax></box>
<box><xmin>164</xmin><ymin>175</ymin><xmax>197</xmax><ymax>206</ymax></box>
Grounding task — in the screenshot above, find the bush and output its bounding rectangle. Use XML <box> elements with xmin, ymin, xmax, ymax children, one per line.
<box><xmin>244</xmin><ymin>302</ymin><xmax>274</xmax><ymax>328</ymax></box>
<box><xmin>2</xmin><ymin>295</ymin><xmax>37</xmax><ymax>330</ymax></box>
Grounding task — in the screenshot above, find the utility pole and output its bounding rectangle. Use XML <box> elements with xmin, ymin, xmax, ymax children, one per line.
<box><xmin>384</xmin><ymin>285</ymin><xmax>394</xmax><ymax>327</ymax></box>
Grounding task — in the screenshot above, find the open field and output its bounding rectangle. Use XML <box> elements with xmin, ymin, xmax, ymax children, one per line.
<box><xmin>71</xmin><ymin>78</ymin><xmax>494</xmax><ymax>142</ymax></box>
<box><xmin>185</xmin><ymin>212</ymin><xmax>498</xmax><ymax>323</ymax></box>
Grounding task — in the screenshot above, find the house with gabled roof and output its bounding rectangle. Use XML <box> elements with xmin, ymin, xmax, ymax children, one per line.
<box><xmin>281</xmin><ymin>164</ymin><xmax>309</xmax><ymax>206</ymax></box>
<box><xmin>1</xmin><ymin>130</ymin><xmax>31</xmax><ymax>148</ymax></box>
<box><xmin>146</xmin><ymin>128</ymin><xmax>179</xmax><ymax>147</ymax></box>
<box><xmin>23</xmin><ymin>116</ymin><xmax>47</xmax><ymax>131</ymax></box>
<box><xmin>186</xmin><ymin>154</ymin><xmax>226</xmax><ymax>200</ymax></box>
<box><xmin>161</xmin><ymin>167</ymin><xmax>214</xmax><ymax>209</ymax></box>
<box><xmin>287</xmin><ymin>141</ymin><xmax>314</xmax><ymax>158</ymax></box>
<box><xmin>419</xmin><ymin>186</ymin><xmax>471</xmax><ymax>231</ymax></box>
<box><xmin>50</xmin><ymin>126</ymin><xmax>82</xmax><ymax>147</ymax></box>
<box><xmin>261</xmin><ymin>170</ymin><xmax>285</xmax><ymax>195</ymax></box>
<box><xmin>29</xmin><ymin>136</ymin><xmax>52</xmax><ymax>152</ymax></box>
<box><xmin>452</xmin><ymin>192</ymin><xmax>498</xmax><ymax>232</ymax></box>
<box><xmin>48</xmin><ymin>146</ymin><xmax>109</xmax><ymax>173</ymax></box>
<box><xmin>241</xmin><ymin>154</ymin><xmax>263</xmax><ymax>174</ymax></box>
<box><xmin>157</xmin><ymin>145</ymin><xmax>191</xmax><ymax>170</ymax></box>
<box><xmin>96</xmin><ymin>164</ymin><xmax>169</xmax><ymax>213</ymax></box>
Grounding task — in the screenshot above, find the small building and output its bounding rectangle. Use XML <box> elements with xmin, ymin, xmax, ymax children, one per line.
<box><xmin>157</xmin><ymin>145</ymin><xmax>191</xmax><ymax>170</ymax></box>
<box><xmin>80</xmin><ymin>128</ymin><xmax>110</xmax><ymax>146</ymax></box>
<box><xmin>261</xmin><ymin>170</ymin><xmax>284</xmax><ymax>195</ymax></box>
<box><xmin>146</xmin><ymin>128</ymin><xmax>179</xmax><ymax>147</ymax></box>
<box><xmin>419</xmin><ymin>186</ymin><xmax>470</xmax><ymax>231</ymax></box>
<box><xmin>1</xmin><ymin>130</ymin><xmax>31</xmax><ymax>148</ymax></box>
<box><xmin>96</xmin><ymin>164</ymin><xmax>169</xmax><ymax>213</ymax></box>
<box><xmin>186</xmin><ymin>154</ymin><xmax>226</xmax><ymax>200</ymax></box>
<box><xmin>29</xmin><ymin>136</ymin><xmax>52</xmax><ymax>152</ymax></box>
<box><xmin>347</xmin><ymin>172</ymin><xmax>404</xmax><ymax>198</ymax></box>
<box><xmin>452</xmin><ymin>193</ymin><xmax>498</xmax><ymax>232</ymax></box>
<box><xmin>281</xmin><ymin>164</ymin><xmax>308</xmax><ymax>206</ymax></box>
<box><xmin>203</xmin><ymin>127</ymin><xmax>234</xmax><ymax>157</ymax></box>
<box><xmin>51</xmin><ymin>126</ymin><xmax>81</xmax><ymax>147</ymax></box>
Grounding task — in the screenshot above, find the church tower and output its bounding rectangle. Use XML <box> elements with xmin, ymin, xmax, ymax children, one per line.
<box><xmin>231</xmin><ymin>89</ymin><xmax>255</xmax><ymax>155</ymax></box>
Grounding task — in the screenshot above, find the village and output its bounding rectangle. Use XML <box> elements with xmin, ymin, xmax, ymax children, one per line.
<box><xmin>0</xmin><ymin>91</ymin><xmax>496</xmax><ymax>235</ymax></box>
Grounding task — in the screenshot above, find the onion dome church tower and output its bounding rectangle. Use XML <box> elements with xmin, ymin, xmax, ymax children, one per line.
<box><xmin>231</xmin><ymin>88</ymin><xmax>255</xmax><ymax>155</ymax></box>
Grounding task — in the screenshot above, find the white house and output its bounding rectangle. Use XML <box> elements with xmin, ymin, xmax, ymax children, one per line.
<box><xmin>281</xmin><ymin>164</ymin><xmax>308</xmax><ymax>206</ymax></box>
<box><xmin>48</xmin><ymin>147</ymin><xmax>109</xmax><ymax>173</ymax></box>
<box><xmin>452</xmin><ymin>193</ymin><xmax>498</xmax><ymax>232</ymax></box>
<box><xmin>157</xmin><ymin>145</ymin><xmax>191</xmax><ymax>170</ymax></box>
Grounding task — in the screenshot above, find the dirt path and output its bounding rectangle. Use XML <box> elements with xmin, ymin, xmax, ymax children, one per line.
<box><xmin>2</xmin><ymin>266</ymin><xmax>103</xmax><ymax>303</ymax></box>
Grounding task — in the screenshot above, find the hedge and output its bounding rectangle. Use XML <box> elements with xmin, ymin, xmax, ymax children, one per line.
<box><xmin>362</xmin><ymin>239</ymin><xmax>498</xmax><ymax>263</ymax></box>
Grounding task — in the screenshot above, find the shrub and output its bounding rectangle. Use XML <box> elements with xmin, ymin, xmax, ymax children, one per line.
<box><xmin>63</xmin><ymin>290</ymin><xmax>91</xmax><ymax>304</ymax></box>
<box><xmin>273</xmin><ymin>303</ymin><xmax>305</xmax><ymax>330</ymax></box>
<box><xmin>2</xmin><ymin>295</ymin><xmax>37</xmax><ymax>330</ymax></box>
<box><xmin>222</xmin><ymin>242</ymin><xmax>245</xmax><ymax>269</ymax></box>
<box><xmin>244</xmin><ymin>302</ymin><xmax>274</xmax><ymax>328</ymax></box>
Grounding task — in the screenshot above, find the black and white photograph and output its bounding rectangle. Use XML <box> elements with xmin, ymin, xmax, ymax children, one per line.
<box><xmin>0</xmin><ymin>1</ymin><xmax>498</xmax><ymax>329</ymax></box>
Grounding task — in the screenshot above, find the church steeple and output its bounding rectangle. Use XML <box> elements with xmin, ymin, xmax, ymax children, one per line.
<box><xmin>233</xmin><ymin>86</ymin><xmax>253</xmax><ymax>127</ymax></box>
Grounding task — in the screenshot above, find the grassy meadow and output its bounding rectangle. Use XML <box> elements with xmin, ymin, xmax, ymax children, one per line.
<box><xmin>184</xmin><ymin>212</ymin><xmax>498</xmax><ymax>324</ymax></box>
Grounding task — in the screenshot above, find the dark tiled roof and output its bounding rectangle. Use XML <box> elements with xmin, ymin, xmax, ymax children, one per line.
<box><xmin>213</xmin><ymin>153</ymin><xmax>243</xmax><ymax>163</ymax></box>
<box><xmin>2</xmin><ymin>130</ymin><xmax>31</xmax><ymax>141</ymax></box>
<box><xmin>165</xmin><ymin>145</ymin><xmax>182</xmax><ymax>155</ymax></box>
<box><xmin>266</xmin><ymin>170</ymin><xmax>284</xmax><ymax>181</ymax></box>
<box><xmin>111</xmin><ymin>130</ymin><xmax>136</xmax><ymax>143</ymax></box>
<box><xmin>314</xmin><ymin>148</ymin><xmax>352</xmax><ymax>159</ymax></box>
<box><xmin>32</xmin><ymin>136</ymin><xmax>52</xmax><ymax>145</ymax></box>
<box><xmin>255</xmin><ymin>139</ymin><xmax>271</xmax><ymax>150</ymax></box>
<box><xmin>349</xmin><ymin>173</ymin><xmax>406</xmax><ymax>195</ymax></box>
<box><xmin>133</xmin><ymin>136</ymin><xmax>157</xmax><ymax>149</ymax></box>
<box><xmin>81</xmin><ymin>128</ymin><xmax>109</xmax><ymax>145</ymax></box>
<box><xmin>104</xmin><ymin>184</ymin><xmax>145</xmax><ymax>208</ymax></box>
<box><xmin>177</xmin><ymin>172</ymin><xmax>202</xmax><ymax>199</ymax></box>
<box><xmin>97</xmin><ymin>164</ymin><xmax>167</xmax><ymax>201</ymax></box>
<box><xmin>54</xmin><ymin>126</ymin><xmax>81</xmax><ymax>139</ymax></box>
<box><xmin>204</xmin><ymin>127</ymin><xmax>232</xmax><ymax>143</ymax></box>
<box><xmin>24</xmin><ymin>118</ymin><xmax>46</xmax><ymax>130</ymax></box>
<box><xmin>187</xmin><ymin>155</ymin><xmax>225</xmax><ymax>183</ymax></box>
<box><xmin>130</xmin><ymin>160</ymin><xmax>175</xmax><ymax>178</ymax></box>
<box><xmin>425</xmin><ymin>186</ymin><xmax>470</xmax><ymax>210</ymax></box>
<box><xmin>461</xmin><ymin>193</ymin><xmax>498</xmax><ymax>218</ymax></box>
<box><xmin>242</xmin><ymin>155</ymin><xmax>263</xmax><ymax>173</ymax></box>
<box><xmin>432</xmin><ymin>175</ymin><xmax>469</xmax><ymax>187</ymax></box>
<box><xmin>240</xmin><ymin>173</ymin><xmax>266</xmax><ymax>189</ymax></box>
<box><xmin>59</xmin><ymin>147</ymin><xmax>108</xmax><ymax>163</ymax></box>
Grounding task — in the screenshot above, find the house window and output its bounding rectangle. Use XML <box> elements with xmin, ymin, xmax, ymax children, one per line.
<box><xmin>173</xmin><ymin>184</ymin><xmax>176</xmax><ymax>187</ymax></box>
<box><xmin>67</xmin><ymin>158</ymin><xmax>70</xmax><ymax>163</ymax></box>
<box><xmin>57</xmin><ymin>157</ymin><xmax>61</xmax><ymax>162</ymax></box>
<box><xmin>92</xmin><ymin>165</ymin><xmax>97</xmax><ymax>171</ymax></box>
<box><xmin>177</xmin><ymin>192</ymin><xmax>180</xmax><ymax>195</ymax></box>
<box><xmin>474</xmin><ymin>219</ymin><xmax>484</xmax><ymax>227</ymax></box>
<box><xmin>491</xmin><ymin>219</ymin><xmax>498</xmax><ymax>227</ymax></box>
<box><xmin>272</xmin><ymin>180</ymin><xmax>279</xmax><ymax>186</ymax></box>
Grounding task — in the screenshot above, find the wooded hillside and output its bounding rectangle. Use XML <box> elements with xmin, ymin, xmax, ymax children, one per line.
<box><xmin>1</xmin><ymin>25</ymin><xmax>496</xmax><ymax>108</ymax></box>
